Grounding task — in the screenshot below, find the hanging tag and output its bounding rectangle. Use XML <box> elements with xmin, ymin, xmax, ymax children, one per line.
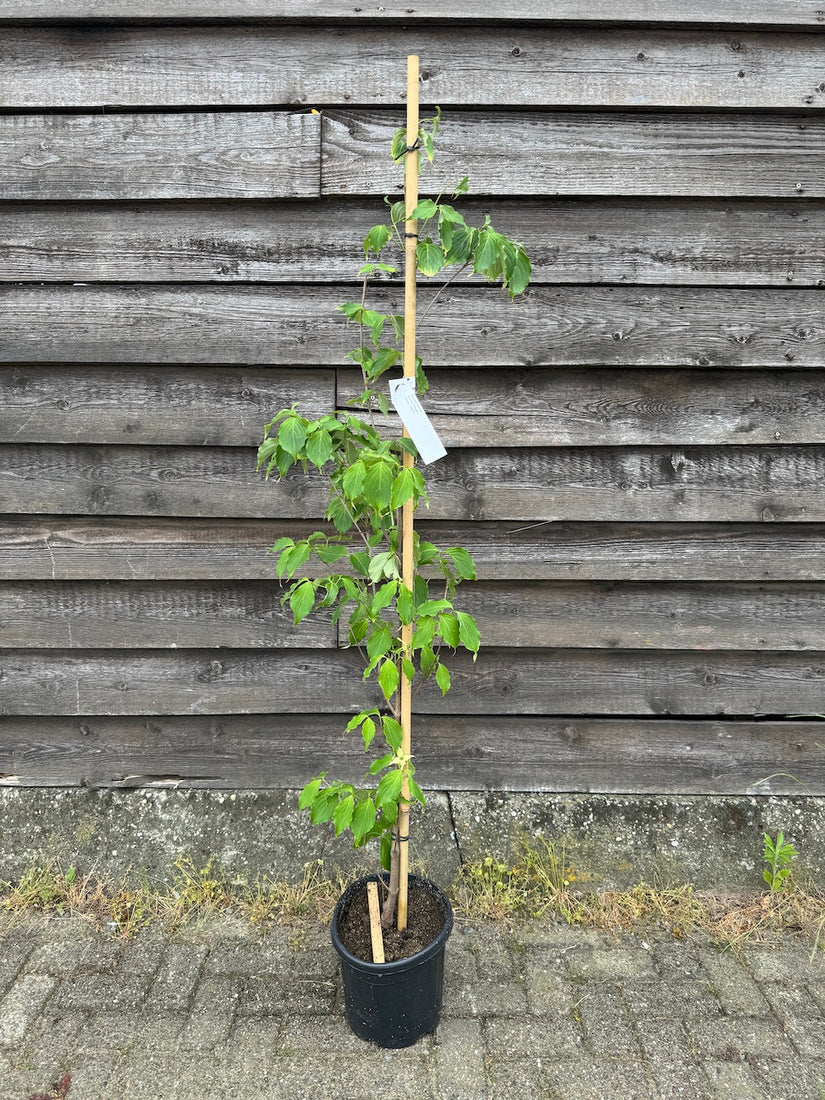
<box><xmin>389</xmin><ymin>377</ymin><xmax>447</xmax><ymax>465</ymax></box>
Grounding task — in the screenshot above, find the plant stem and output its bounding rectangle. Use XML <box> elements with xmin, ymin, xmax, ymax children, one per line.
<box><xmin>417</xmin><ymin>259</ymin><xmax>472</xmax><ymax>328</ymax></box>
<box><xmin>380</xmin><ymin>829</ymin><xmax>400</xmax><ymax>928</ymax></box>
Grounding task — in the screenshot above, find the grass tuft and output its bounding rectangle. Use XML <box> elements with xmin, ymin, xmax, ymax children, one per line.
<box><xmin>451</xmin><ymin>836</ymin><xmax>825</xmax><ymax>951</ymax></box>
<box><xmin>2</xmin><ymin>842</ymin><xmax>823</xmax><ymax>953</ymax></box>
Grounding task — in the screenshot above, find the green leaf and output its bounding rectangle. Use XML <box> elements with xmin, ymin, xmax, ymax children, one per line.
<box><xmin>453</xmin><ymin>175</ymin><xmax>469</xmax><ymax>196</ymax></box>
<box><xmin>457</xmin><ymin>611</ymin><xmax>481</xmax><ymax>655</ymax></box>
<box><xmin>436</xmin><ymin>663</ymin><xmax>451</xmax><ymax>696</ymax></box>
<box><xmin>506</xmin><ymin>245</ymin><xmax>532</xmax><ymax>298</ymax></box>
<box><xmin>367</xmin><ymin>623</ymin><xmax>393</xmax><ymax>663</ymax></box>
<box><xmin>310</xmin><ymin>787</ymin><xmax>339</xmax><ymax>824</ymax></box>
<box><xmin>391</xmin><ymin>466</ymin><xmax>421</xmax><ymax>511</ymax></box>
<box><xmin>342</xmin><ymin>460</ymin><xmax>366</xmax><ymax>499</ymax></box>
<box><xmin>358</xmin><ymin>261</ymin><xmax>397</xmax><ymax>276</ymax></box>
<box><xmin>447</xmin><ymin>546</ymin><xmax>477</xmax><ymax>580</ymax></box>
<box><xmin>363</xmin><ymin>223</ymin><xmax>390</xmax><ymax>256</ymax></box>
<box><xmin>334</xmin><ymin>794</ymin><xmax>354</xmax><ymax>836</ymax></box>
<box><xmin>376</xmin><ymin>769</ymin><xmax>404</xmax><ymax>808</ymax></box>
<box><xmin>390</xmin><ymin>200</ymin><xmax>406</xmax><ymax>224</ymax></box>
<box><xmin>298</xmin><ymin>776</ymin><xmax>323</xmax><ymax>811</ymax></box>
<box><xmin>351</xmin><ymin>797</ymin><xmax>377</xmax><ymax>843</ymax></box>
<box><xmin>412</xmin><ymin>616</ymin><xmax>436</xmax><ymax>650</ymax></box>
<box><xmin>420</xmin><ymin>644</ymin><xmax>437</xmax><ymax>677</ymax></box>
<box><xmin>417</xmin><ymin>598</ymin><xmax>451</xmax><ymax>617</ymax></box>
<box><xmin>438</xmin><ymin>203</ymin><xmax>466</xmax><ymax>225</ymax></box>
<box><xmin>409</xmin><ymin>199</ymin><xmax>439</xmax><ymax>220</ymax></box>
<box><xmin>368</xmin><ymin>550</ymin><xmax>397</xmax><ymax>583</ymax></box>
<box><xmin>315</xmin><ymin>543</ymin><xmax>349</xmax><ymax>565</ymax></box>
<box><xmin>289</xmin><ymin>579</ymin><xmax>315</xmax><ymax>624</ymax></box>
<box><xmin>371</xmin><ymin>580</ymin><xmax>397</xmax><ymax>615</ymax></box>
<box><xmin>346</xmin><ymin>709</ymin><xmax>376</xmax><ymax>733</ymax></box>
<box><xmin>438</xmin><ymin>613</ymin><xmax>460</xmax><ymax>649</ymax></box>
<box><xmin>416</xmin><ymin>239</ymin><xmax>445</xmax><ymax>277</ymax></box>
<box><xmin>361</xmin><ymin>716</ymin><xmax>376</xmax><ymax>749</ymax></box>
<box><xmin>277</xmin><ymin>542</ymin><xmax>310</xmax><ymax>580</ymax></box>
<box><xmin>473</xmin><ymin>228</ymin><xmax>504</xmax><ymax>279</ymax></box>
<box><xmin>369</xmin><ymin>753</ymin><xmax>394</xmax><ymax>775</ymax></box>
<box><xmin>370</xmin><ymin>347</ymin><xmax>400</xmax><ymax>379</ymax></box>
<box><xmin>277</xmin><ymin>416</ymin><xmax>307</xmax><ymax>458</ymax></box>
<box><xmin>401</xmin><ymin>657</ymin><xmax>415</xmax><ymax>683</ymax></box>
<box><xmin>397</xmin><ymin>584</ymin><xmax>414</xmax><ymax>625</ymax></box>
<box><xmin>421</xmin><ymin>130</ymin><xmax>435</xmax><ymax>164</ymax></box>
<box><xmin>363</xmin><ymin>461</ymin><xmax>395</xmax><ymax>510</ymax></box>
<box><xmin>383</xmin><ymin>716</ymin><xmax>403</xmax><ymax>750</ymax></box>
<box><xmin>444</xmin><ymin>224</ymin><xmax>476</xmax><ymax>266</ymax></box>
<box><xmin>378</xmin><ymin>657</ymin><xmax>400</xmax><ymax>701</ymax></box>
<box><xmin>390</xmin><ymin>127</ymin><xmax>407</xmax><ymax>161</ymax></box>
<box><xmin>305</xmin><ymin>429</ymin><xmax>333</xmax><ymax>469</ymax></box>
<box><xmin>415</xmin><ymin>357</ymin><xmax>430</xmax><ymax>396</ymax></box>
<box><xmin>409</xmin><ymin>777</ymin><xmax>426</xmax><ymax>806</ymax></box>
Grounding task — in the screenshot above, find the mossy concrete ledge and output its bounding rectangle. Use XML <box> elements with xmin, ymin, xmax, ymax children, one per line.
<box><xmin>0</xmin><ymin>788</ymin><xmax>823</xmax><ymax>892</ymax></box>
<box><xmin>0</xmin><ymin>787</ymin><xmax>458</xmax><ymax>889</ymax></box>
<box><xmin>451</xmin><ymin>792</ymin><xmax>825</xmax><ymax>891</ymax></box>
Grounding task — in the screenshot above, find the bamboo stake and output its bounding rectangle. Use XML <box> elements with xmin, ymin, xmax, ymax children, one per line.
<box><xmin>397</xmin><ymin>53</ymin><xmax>419</xmax><ymax>933</ymax></box>
<box><xmin>367</xmin><ymin>881</ymin><xmax>385</xmax><ymax>963</ymax></box>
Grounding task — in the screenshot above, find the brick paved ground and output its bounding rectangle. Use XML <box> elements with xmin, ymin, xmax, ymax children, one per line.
<box><xmin>1</xmin><ymin>912</ymin><xmax>824</xmax><ymax>1099</ymax></box>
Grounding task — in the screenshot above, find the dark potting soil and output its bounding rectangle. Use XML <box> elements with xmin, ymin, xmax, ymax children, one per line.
<box><xmin>337</xmin><ymin>879</ymin><xmax>445</xmax><ymax>963</ymax></box>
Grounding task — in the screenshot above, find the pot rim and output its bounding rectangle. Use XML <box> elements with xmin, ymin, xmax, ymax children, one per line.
<box><xmin>331</xmin><ymin>871</ymin><xmax>453</xmax><ymax>974</ymax></box>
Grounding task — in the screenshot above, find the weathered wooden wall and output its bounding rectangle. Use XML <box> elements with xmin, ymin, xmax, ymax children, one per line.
<box><xmin>1</xmin><ymin>4</ymin><xmax>825</xmax><ymax>796</ymax></box>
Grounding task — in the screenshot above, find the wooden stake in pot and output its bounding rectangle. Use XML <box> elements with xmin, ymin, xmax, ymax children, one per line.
<box><xmin>367</xmin><ymin>880</ymin><xmax>385</xmax><ymax>963</ymax></box>
<box><xmin>397</xmin><ymin>53</ymin><xmax>419</xmax><ymax>934</ymax></box>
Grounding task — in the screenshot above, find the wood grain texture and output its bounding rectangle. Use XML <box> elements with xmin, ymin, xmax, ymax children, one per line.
<box><xmin>6</xmin><ymin>519</ymin><xmax>825</xmax><ymax>583</ymax></box>
<box><xmin>464</xmin><ymin>581</ymin><xmax>825</xmax><ymax>650</ymax></box>
<box><xmin>0</xmin><ymin>112</ymin><xmax>320</xmax><ymax>200</ymax></box>
<box><xmin>4</xmin><ymin>27</ymin><xmax>824</xmax><ymax>109</ymax></box>
<box><xmin>4</xmin><ymin>579</ymin><xmax>822</xmax><ymax>651</ymax></box>
<box><xmin>0</xmin><ymin>582</ymin><xmax>334</xmax><ymax>649</ymax></box>
<box><xmin>1</xmin><ymin>715</ymin><xmax>821</xmax><ymax>795</ymax></box>
<box><xmin>323</xmin><ymin>110</ymin><xmax>825</xmax><ymax>198</ymax></box>
<box><xmin>3</xmin><ymin>284</ymin><xmax>823</xmax><ymax>367</ymax></box>
<box><xmin>0</xmin><ymin>367</ymin><xmax>334</xmax><ymax>446</ymax></box>
<box><xmin>2</xmin><ymin>2</ymin><xmax>819</xmax><ymax>27</ymax></box>
<box><xmin>4</xmin><ymin>444</ymin><xmax>825</xmax><ymax>523</ymax></box>
<box><xmin>341</xmin><ymin>368</ymin><xmax>825</xmax><ymax>448</ymax></box>
<box><xmin>8</xmin><ymin>364</ymin><xmax>825</xmax><ymax>448</ymax></box>
<box><xmin>2</xmin><ymin>199</ymin><xmax>822</xmax><ymax>287</ymax></box>
<box><xmin>3</xmin><ymin>647</ymin><xmax>823</xmax><ymax>716</ymax></box>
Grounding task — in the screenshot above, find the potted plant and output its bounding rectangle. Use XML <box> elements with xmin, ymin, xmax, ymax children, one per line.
<box><xmin>256</xmin><ymin>58</ymin><xmax>530</xmax><ymax>1047</ymax></box>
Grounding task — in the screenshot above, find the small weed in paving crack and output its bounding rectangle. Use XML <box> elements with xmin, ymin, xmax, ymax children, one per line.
<box><xmin>27</xmin><ymin>1072</ymin><xmax>72</xmax><ymax>1100</ymax></box>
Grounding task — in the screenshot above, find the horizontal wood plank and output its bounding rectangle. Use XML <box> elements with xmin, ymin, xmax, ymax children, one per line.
<box><xmin>9</xmin><ymin>365</ymin><xmax>825</xmax><ymax>448</ymax></box>
<box><xmin>0</xmin><ymin>112</ymin><xmax>320</xmax><ymax>200</ymax></box>
<box><xmin>6</xmin><ymin>519</ymin><xmax>825</xmax><ymax>583</ymax></box>
<box><xmin>323</xmin><ymin>110</ymin><xmax>825</xmax><ymax>198</ymax></box>
<box><xmin>4</xmin><ymin>579</ymin><xmax>824</xmax><ymax>651</ymax></box>
<box><xmin>2</xmin><ymin>199</ymin><xmax>822</xmax><ymax>286</ymax></box>
<box><xmin>341</xmin><ymin>368</ymin><xmax>825</xmax><ymax>448</ymax></box>
<box><xmin>4</xmin><ymin>443</ymin><xmax>825</xmax><ymax>523</ymax></box>
<box><xmin>0</xmin><ymin>367</ymin><xmax>334</xmax><ymax>447</ymax></box>
<box><xmin>1</xmin><ymin>715</ymin><xmax>821</xmax><ymax>795</ymax></box>
<box><xmin>2</xmin><ymin>648</ymin><xmax>823</xmax><ymax>716</ymax></box>
<box><xmin>4</xmin><ymin>27</ymin><xmax>825</xmax><ymax>109</ymax></box>
<box><xmin>465</xmin><ymin>581</ymin><xmax>825</xmax><ymax>650</ymax></box>
<box><xmin>2</xmin><ymin>285</ymin><xmax>823</xmax><ymax>367</ymax></box>
<box><xmin>1</xmin><ymin>2</ymin><xmax>818</xmax><ymax>27</ymax></box>
<box><xmin>0</xmin><ymin>582</ymin><xmax>334</xmax><ymax>649</ymax></box>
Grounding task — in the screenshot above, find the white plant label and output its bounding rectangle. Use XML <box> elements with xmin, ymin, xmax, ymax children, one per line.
<box><xmin>388</xmin><ymin>377</ymin><xmax>447</xmax><ymax>465</ymax></box>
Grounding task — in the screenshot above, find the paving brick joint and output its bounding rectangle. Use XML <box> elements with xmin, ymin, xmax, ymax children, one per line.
<box><xmin>0</xmin><ymin>913</ymin><xmax>824</xmax><ymax>1099</ymax></box>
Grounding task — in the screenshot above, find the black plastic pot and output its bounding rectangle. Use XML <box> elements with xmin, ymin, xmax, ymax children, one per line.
<box><xmin>331</xmin><ymin>872</ymin><xmax>453</xmax><ymax>1048</ymax></box>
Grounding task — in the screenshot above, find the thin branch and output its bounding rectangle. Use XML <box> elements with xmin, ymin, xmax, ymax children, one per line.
<box><xmin>417</xmin><ymin>259</ymin><xmax>472</xmax><ymax>328</ymax></box>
